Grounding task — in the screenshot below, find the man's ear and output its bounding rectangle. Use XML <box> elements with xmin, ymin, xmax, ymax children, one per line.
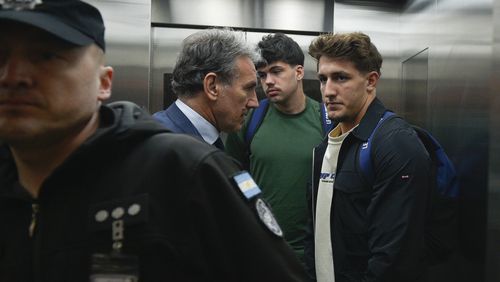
<box><xmin>295</xmin><ymin>65</ymin><xmax>304</xmax><ymax>80</ymax></box>
<box><xmin>366</xmin><ymin>71</ymin><xmax>379</xmax><ymax>92</ymax></box>
<box><xmin>203</xmin><ymin>72</ymin><xmax>219</xmax><ymax>101</ymax></box>
<box><xmin>98</xmin><ymin>66</ymin><xmax>113</xmax><ymax>101</ymax></box>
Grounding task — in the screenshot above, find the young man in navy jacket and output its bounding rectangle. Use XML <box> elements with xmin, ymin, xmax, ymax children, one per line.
<box><xmin>305</xmin><ymin>32</ymin><xmax>431</xmax><ymax>282</ymax></box>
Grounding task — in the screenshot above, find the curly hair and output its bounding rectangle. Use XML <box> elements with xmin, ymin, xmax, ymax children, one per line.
<box><xmin>255</xmin><ymin>33</ymin><xmax>304</xmax><ymax>69</ymax></box>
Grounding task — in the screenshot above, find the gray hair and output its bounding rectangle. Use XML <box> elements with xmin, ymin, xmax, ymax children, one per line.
<box><xmin>171</xmin><ymin>28</ymin><xmax>260</xmax><ymax>97</ymax></box>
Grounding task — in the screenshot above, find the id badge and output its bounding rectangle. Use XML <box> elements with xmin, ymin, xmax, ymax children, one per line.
<box><xmin>90</xmin><ymin>253</ymin><xmax>139</xmax><ymax>282</ymax></box>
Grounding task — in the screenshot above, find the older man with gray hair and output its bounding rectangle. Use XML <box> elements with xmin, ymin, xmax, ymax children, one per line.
<box><xmin>153</xmin><ymin>28</ymin><xmax>260</xmax><ymax>150</ymax></box>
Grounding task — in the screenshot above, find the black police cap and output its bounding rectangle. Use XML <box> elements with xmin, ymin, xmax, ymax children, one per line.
<box><xmin>0</xmin><ymin>0</ymin><xmax>106</xmax><ymax>51</ymax></box>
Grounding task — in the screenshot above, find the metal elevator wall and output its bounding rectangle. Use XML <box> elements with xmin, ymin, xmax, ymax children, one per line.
<box><xmin>86</xmin><ymin>0</ymin><xmax>151</xmax><ymax>109</ymax></box>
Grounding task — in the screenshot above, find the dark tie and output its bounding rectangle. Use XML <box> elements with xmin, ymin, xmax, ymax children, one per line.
<box><xmin>213</xmin><ymin>137</ymin><xmax>225</xmax><ymax>150</ymax></box>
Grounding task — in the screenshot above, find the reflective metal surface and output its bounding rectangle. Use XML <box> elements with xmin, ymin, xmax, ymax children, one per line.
<box><xmin>152</xmin><ymin>0</ymin><xmax>333</xmax><ymax>33</ymax></box>
<box><xmin>88</xmin><ymin>0</ymin><xmax>151</xmax><ymax>109</ymax></box>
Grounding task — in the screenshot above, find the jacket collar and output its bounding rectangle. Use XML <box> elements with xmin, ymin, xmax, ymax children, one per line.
<box><xmin>165</xmin><ymin>102</ymin><xmax>203</xmax><ymax>138</ymax></box>
<box><xmin>350</xmin><ymin>97</ymin><xmax>388</xmax><ymax>142</ymax></box>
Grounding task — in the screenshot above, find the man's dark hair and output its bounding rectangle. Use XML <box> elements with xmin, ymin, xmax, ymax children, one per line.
<box><xmin>308</xmin><ymin>32</ymin><xmax>382</xmax><ymax>75</ymax></box>
<box><xmin>256</xmin><ymin>33</ymin><xmax>304</xmax><ymax>69</ymax></box>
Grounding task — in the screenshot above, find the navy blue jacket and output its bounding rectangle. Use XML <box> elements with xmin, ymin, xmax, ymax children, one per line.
<box><xmin>305</xmin><ymin>98</ymin><xmax>431</xmax><ymax>282</ymax></box>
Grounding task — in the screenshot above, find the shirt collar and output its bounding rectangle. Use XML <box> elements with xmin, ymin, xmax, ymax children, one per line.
<box><xmin>351</xmin><ymin>97</ymin><xmax>387</xmax><ymax>141</ymax></box>
<box><xmin>175</xmin><ymin>99</ymin><xmax>220</xmax><ymax>144</ymax></box>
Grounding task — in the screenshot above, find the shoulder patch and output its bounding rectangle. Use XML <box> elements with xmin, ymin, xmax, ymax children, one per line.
<box><xmin>233</xmin><ymin>171</ymin><xmax>261</xmax><ymax>200</ymax></box>
<box><xmin>255</xmin><ymin>198</ymin><xmax>283</xmax><ymax>237</ymax></box>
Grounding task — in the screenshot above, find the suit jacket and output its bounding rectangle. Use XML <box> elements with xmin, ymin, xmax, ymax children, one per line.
<box><xmin>153</xmin><ymin>103</ymin><xmax>203</xmax><ymax>139</ymax></box>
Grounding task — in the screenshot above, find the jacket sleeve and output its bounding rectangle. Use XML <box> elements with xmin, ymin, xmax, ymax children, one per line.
<box><xmin>188</xmin><ymin>149</ymin><xmax>308</xmax><ymax>281</ymax></box>
<box><xmin>364</xmin><ymin>124</ymin><xmax>431</xmax><ymax>282</ymax></box>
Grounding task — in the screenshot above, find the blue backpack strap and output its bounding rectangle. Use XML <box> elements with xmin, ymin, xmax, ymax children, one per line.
<box><xmin>320</xmin><ymin>103</ymin><xmax>333</xmax><ymax>134</ymax></box>
<box><xmin>244</xmin><ymin>98</ymin><xmax>269</xmax><ymax>144</ymax></box>
<box><xmin>359</xmin><ymin>111</ymin><xmax>396</xmax><ymax>183</ymax></box>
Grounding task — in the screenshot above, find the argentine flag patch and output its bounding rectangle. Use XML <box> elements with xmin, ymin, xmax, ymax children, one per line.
<box><xmin>233</xmin><ymin>171</ymin><xmax>261</xmax><ymax>200</ymax></box>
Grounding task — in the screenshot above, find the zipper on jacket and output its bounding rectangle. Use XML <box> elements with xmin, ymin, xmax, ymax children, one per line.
<box><xmin>29</xmin><ymin>203</ymin><xmax>39</xmax><ymax>237</ymax></box>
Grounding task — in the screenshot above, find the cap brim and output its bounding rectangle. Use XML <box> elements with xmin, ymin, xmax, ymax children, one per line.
<box><xmin>0</xmin><ymin>10</ymin><xmax>94</xmax><ymax>46</ymax></box>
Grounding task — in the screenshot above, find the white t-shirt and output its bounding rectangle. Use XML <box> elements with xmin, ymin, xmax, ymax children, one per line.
<box><xmin>315</xmin><ymin>125</ymin><xmax>354</xmax><ymax>282</ymax></box>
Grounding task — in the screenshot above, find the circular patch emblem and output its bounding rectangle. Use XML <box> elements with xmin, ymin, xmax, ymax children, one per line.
<box><xmin>255</xmin><ymin>198</ymin><xmax>283</xmax><ymax>237</ymax></box>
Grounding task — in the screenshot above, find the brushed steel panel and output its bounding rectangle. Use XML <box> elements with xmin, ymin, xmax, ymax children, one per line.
<box><xmin>152</xmin><ymin>0</ymin><xmax>333</xmax><ymax>32</ymax></box>
<box><xmin>87</xmin><ymin>0</ymin><xmax>151</xmax><ymax>109</ymax></box>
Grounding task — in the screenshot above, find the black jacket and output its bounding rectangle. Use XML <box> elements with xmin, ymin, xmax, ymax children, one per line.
<box><xmin>305</xmin><ymin>98</ymin><xmax>431</xmax><ymax>282</ymax></box>
<box><xmin>0</xmin><ymin>101</ymin><xmax>307</xmax><ymax>282</ymax></box>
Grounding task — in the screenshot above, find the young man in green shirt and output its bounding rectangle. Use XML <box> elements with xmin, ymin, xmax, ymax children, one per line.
<box><xmin>225</xmin><ymin>33</ymin><xmax>327</xmax><ymax>264</ymax></box>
